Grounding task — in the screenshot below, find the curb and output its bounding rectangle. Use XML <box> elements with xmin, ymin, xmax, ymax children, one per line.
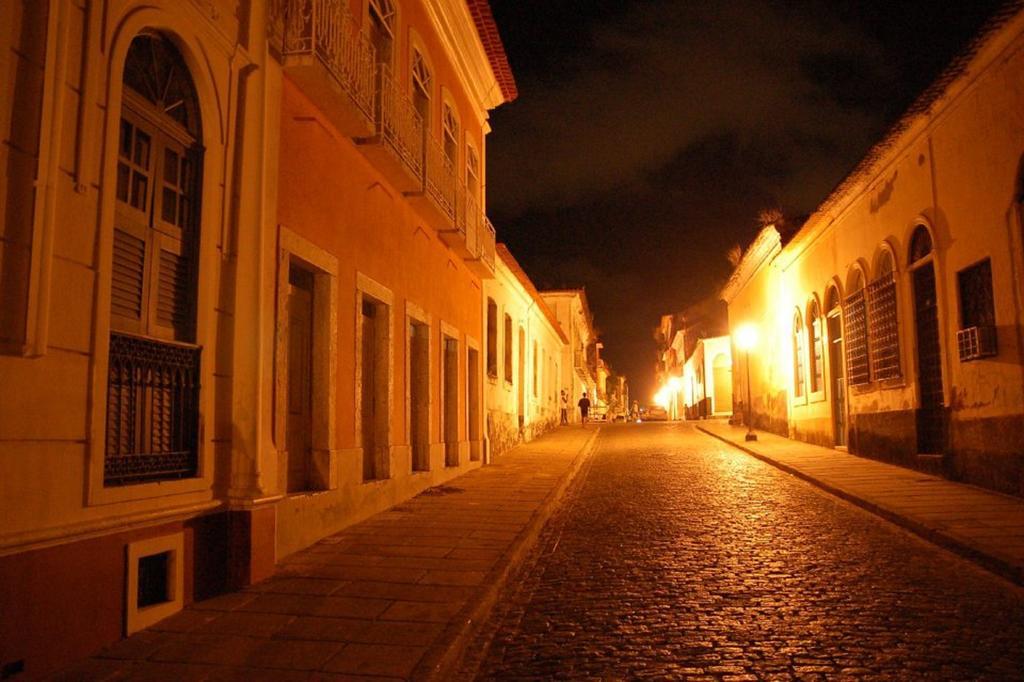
<box><xmin>415</xmin><ymin>426</ymin><xmax>602</xmax><ymax>681</ymax></box>
<box><xmin>697</xmin><ymin>425</ymin><xmax>1024</xmax><ymax>587</ymax></box>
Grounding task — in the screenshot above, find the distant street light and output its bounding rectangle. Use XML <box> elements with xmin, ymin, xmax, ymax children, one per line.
<box><xmin>734</xmin><ymin>323</ymin><xmax>758</xmax><ymax>442</ymax></box>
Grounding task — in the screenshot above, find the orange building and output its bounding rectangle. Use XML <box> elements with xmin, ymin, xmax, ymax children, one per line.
<box><xmin>269</xmin><ymin>0</ymin><xmax>514</xmax><ymax>558</ymax></box>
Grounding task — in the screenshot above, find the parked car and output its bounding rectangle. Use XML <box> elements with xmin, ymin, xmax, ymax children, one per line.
<box><xmin>642</xmin><ymin>405</ymin><xmax>668</xmax><ymax>421</ymax></box>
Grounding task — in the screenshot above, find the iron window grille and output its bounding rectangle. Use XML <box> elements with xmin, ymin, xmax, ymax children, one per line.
<box><xmin>844</xmin><ymin>289</ymin><xmax>871</xmax><ymax>385</ymax></box>
<box><xmin>105</xmin><ymin>333</ymin><xmax>201</xmax><ymax>486</ymax></box>
<box><xmin>867</xmin><ymin>273</ymin><xmax>901</xmax><ymax>380</ymax></box>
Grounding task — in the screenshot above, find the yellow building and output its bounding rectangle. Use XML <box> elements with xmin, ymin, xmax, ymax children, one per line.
<box><xmin>723</xmin><ymin>8</ymin><xmax>1024</xmax><ymax>497</ymax></box>
<box><xmin>483</xmin><ymin>244</ymin><xmax>567</xmax><ymax>455</ymax></box>
<box><xmin>540</xmin><ymin>289</ymin><xmax>599</xmax><ymax>421</ymax></box>
<box><xmin>0</xmin><ymin>0</ymin><xmax>516</xmax><ymax>674</ymax></box>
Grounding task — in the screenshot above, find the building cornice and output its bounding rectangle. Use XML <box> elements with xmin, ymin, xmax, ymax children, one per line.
<box><xmin>720</xmin><ymin>226</ymin><xmax>782</xmax><ymax>304</ymax></box>
<box><xmin>424</xmin><ymin>0</ymin><xmax>514</xmax><ymax>123</ymax></box>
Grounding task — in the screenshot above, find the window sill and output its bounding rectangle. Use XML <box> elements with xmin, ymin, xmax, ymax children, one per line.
<box><xmin>808</xmin><ymin>390</ymin><xmax>827</xmax><ymax>404</ymax></box>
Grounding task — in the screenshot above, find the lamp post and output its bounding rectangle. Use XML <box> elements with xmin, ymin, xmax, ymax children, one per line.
<box><xmin>735</xmin><ymin>323</ymin><xmax>758</xmax><ymax>442</ymax></box>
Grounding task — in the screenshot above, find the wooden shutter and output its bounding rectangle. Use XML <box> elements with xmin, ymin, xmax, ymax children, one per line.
<box><xmin>110</xmin><ymin>228</ymin><xmax>147</xmax><ymax>331</ymax></box>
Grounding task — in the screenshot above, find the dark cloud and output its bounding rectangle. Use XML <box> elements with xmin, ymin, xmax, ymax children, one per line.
<box><xmin>489</xmin><ymin>0</ymin><xmax>883</xmax><ymax>217</ymax></box>
<box><xmin>488</xmin><ymin>0</ymin><xmax>1004</xmax><ymax>400</ymax></box>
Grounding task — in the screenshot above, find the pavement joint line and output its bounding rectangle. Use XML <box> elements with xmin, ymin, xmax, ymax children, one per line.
<box><xmin>416</xmin><ymin>425</ymin><xmax>602</xmax><ymax>681</ymax></box>
<box><xmin>696</xmin><ymin>424</ymin><xmax>1024</xmax><ymax>587</ymax></box>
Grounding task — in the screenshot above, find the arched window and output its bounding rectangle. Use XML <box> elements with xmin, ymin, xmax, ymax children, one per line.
<box><xmin>793</xmin><ymin>310</ymin><xmax>806</xmax><ymax>398</ymax></box>
<box><xmin>825</xmin><ymin>285</ymin><xmax>841</xmax><ymax>315</ymax></box>
<box><xmin>442</xmin><ymin>101</ymin><xmax>459</xmax><ymax>170</ymax></box>
<box><xmin>466</xmin><ymin>143</ymin><xmax>480</xmax><ymax>202</ymax></box>
<box><xmin>867</xmin><ymin>248</ymin><xmax>901</xmax><ymax>379</ymax></box>
<box><xmin>106</xmin><ymin>32</ymin><xmax>203</xmax><ymax>486</ymax></box>
<box><xmin>910</xmin><ymin>225</ymin><xmax>933</xmax><ymax>265</ymax></box>
<box><xmin>808</xmin><ymin>299</ymin><xmax>824</xmax><ymax>393</ymax></box>
<box><xmin>411</xmin><ymin>48</ymin><xmax>431</xmax><ymax>133</ymax></box>
<box><xmin>844</xmin><ymin>268</ymin><xmax>870</xmax><ymax>385</ymax></box>
<box><xmin>368</xmin><ymin>0</ymin><xmax>396</xmax><ymax>71</ymax></box>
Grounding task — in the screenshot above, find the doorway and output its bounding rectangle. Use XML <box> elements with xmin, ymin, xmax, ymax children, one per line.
<box><xmin>467</xmin><ymin>347</ymin><xmax>481</xmax><ymax>461</ymax></box>
<box><xmin>409</xmin><ymin>320</ymin><xmax>430</xmax><ymax>472</ymax></box>
<box><xmin>361</xmin><ymin>298</ymin><xmax>390</xmax><ymax>480</ymax></box>
<box><xmin>517</xmin><ymin>327</ymin><xmax>525</xmax><ymax>429</ymax></box>
<box><xmin>910</xmin><ymin>226</ymin><xmax>946</xmax><ymax>454</ymax></box>
<box><xmin>912</xmin><ymin>262</ymin><xmax>945</xmax><ymax>453</ymax></box>
<box><xmin>711</xmin><ymin>353</ymin><xmax>732</xmax><ymax>416</ymax></box>
<box><xmin>827</xmin><ymin>307</ymin><xmax>846</xmax><ymax>447</ymax></box>
<box><xmin>285</xmin><ymin>264</ymin><xmax>314</xmax><ymax>491</ymax></box>
<box><xmin>443</xmin><ymin>335</ymin><xmax>459</xmax><ymax>467</ymax></box>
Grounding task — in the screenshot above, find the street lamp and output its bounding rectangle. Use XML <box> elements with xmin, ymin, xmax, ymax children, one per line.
<box><xmin>734</xmin><ymin>323</ymin><xmax>758</xmax><ymax>442</ymax></box>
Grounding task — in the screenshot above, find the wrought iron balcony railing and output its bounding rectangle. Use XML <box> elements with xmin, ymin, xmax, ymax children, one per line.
<box><xmin>274</xmin><ymin>0</ymin><xmax>377</xmax><ymax>125</ymax></box>
<box><xmin>372</xmin><ymin>64</ymin><xmax>424</xmax><ymax>181</ymax></box>
<box><xmin>105</xmin><ymin>332</ymin><xmax>201</xmax><ymax>486</ymax></box>
<box><xmin>424</xmin><ymin>136</ymin><xmax>457</xmax><ymax>224</ymax></box>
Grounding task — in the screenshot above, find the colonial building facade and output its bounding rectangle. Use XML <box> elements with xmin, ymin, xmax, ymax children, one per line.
<box><xmin>483</xmin><ymin>244</ymin><xmax>567</xmax><ymax>456</ymax></box>
<box><xmin>540</xmin><ymin>289</ymin><xmax>599</xmax><ymax>421</ymax></box>
<box><xmin>722</xmin><ymin>7</ymin><xmax>1024</xmax><ymax>497</ymax></box>
<box><xmin>0</xmin><ymin>0</ymin><xmax>518</xmax><ymax>675</ymax></box>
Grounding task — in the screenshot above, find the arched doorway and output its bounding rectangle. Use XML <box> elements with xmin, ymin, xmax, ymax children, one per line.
<box><xmin>909</xmin><ymin>226</ymin><xmax>946</xmax><ymax>454</ymax></box>
<box><xmin>711</xmin><ymin>353</ymin><xmax>732</xmax><ymax>416</ymax></box>
<box><xmin>825</xmin><ymin>286</ymin><xmax>846</xmax><ymax>447</ymax></box>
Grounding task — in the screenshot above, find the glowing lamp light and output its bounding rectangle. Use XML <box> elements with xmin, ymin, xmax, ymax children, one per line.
<box><xmin>735</xmin><ymin>323</ymin><xmax>758</xmax><ymax>351</ymax></box>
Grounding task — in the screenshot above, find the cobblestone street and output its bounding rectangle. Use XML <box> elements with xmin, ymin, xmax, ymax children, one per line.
<box><xmin>466</xmin><ymin>423</ymin><xmax>1024</xmax><ymax>681</ymax></box>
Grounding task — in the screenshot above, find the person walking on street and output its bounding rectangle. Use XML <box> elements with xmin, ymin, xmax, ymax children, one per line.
<box><xmin>560</xmin><ymin>390</ymin><xmax>569</xmax><ymax>425</ymax></box>
<box><xmin>578</xmin><ymin>392</ymin><xmax>591</xmax><ymax>425</ymax></box>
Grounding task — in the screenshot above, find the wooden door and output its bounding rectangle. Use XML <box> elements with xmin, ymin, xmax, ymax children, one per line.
<box><xmin>827</xmin><ymin>311</ymin><xmax>846</xmax><ymax>447</ymax></box>
<box><xmin>361</xmin><ymin>301</ymin><xmax>377</xmax><ymax>479</ymax></box>
<box><xmin>912</xmin><ymin>263</ymin><xmax>946</xmax><ymax>453</ymax></box>
<box><xmin>286</xmin><ymin>266</ymin><xmax>314</xmax><ymax>491</ymax></box>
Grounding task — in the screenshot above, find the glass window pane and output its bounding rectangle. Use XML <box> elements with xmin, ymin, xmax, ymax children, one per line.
<box><xmin>131</xmin><ymin>172</ymin><xmax>148</xmax><ymax>210</ymax></box>
<box><xmin>134</xmin><ymin>130</ymin><xmax>151</xmax><ymax>167</ymax></box>
<box><xmin>164</xmin><ymin>149</ymin><xmax>179</xmax><ymax>184</ymax></box>
<box><xmin>120</xmin><ymin>120</ymin><xmax>133</xmax><ymax>159</ymax></box>
<box><xmin>117</xmin><ymin>163</ymin><xmax>130</xmax><ymax>202</ymax></box>
<box><xmin>162</xmin><ymin>188</ymin><xmax>178</xmax><ymax>223</ymax></box>
<box><xmin>178</xmin><ymin>196</ymin><xmax>190</xmax><ymax>227</ymax></box>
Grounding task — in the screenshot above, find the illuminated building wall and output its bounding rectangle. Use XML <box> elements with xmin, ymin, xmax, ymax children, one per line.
<box><xmin>483</xmin><ymin>245</ymin><xmax>567</xmax><ymax>456</ymax></box>
<box><xmin>723</xmin><ymin>8</ymin><xmax>1024</xmax><ymax>496</ymax></box>
<box><xmin>0</xmin><ymin>0</ymin><xmax>517</xmax><ymax>675</ymax></box>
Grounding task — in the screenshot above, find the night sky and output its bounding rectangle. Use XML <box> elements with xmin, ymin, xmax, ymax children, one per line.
<box><xmin>486</xmin><ymin>0</ymin><xmax>1005</xmax><ymax>402</ymax></box>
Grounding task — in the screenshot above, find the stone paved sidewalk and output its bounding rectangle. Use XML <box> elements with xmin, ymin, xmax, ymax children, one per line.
<box><xmin>52</xmin><ymin>426</ymin><xmax>598</xmax><ymax>682</ymax></box>
<box><xmin>698</xmin><ymin>420</ymin><xmax>1024</xmax><ymax>585</ymax></box>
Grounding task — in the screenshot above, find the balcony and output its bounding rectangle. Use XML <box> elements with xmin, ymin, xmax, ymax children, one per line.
<box><xmin>465</xmin><ymin>215</ymin><xmax>495</xmax><ymax>277</ymax></box>
<box><xmin>407</xmin><ymin>136</ymin><xmax>457</xmax><ymax>232</ymax></box>
<box><xmin>275</xmin><ymin>0</ymin><xmax>377</xmax><ymax>138</ymax></box>
<box><xmin>455</xmin><ymin>186</ymin><xmax>481</xmax><ymax>259</ymax></box>
<box><xmin>357</xmin><ymin>65</ymin><xmax>424</xmax><ymax>192</ymax></box>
